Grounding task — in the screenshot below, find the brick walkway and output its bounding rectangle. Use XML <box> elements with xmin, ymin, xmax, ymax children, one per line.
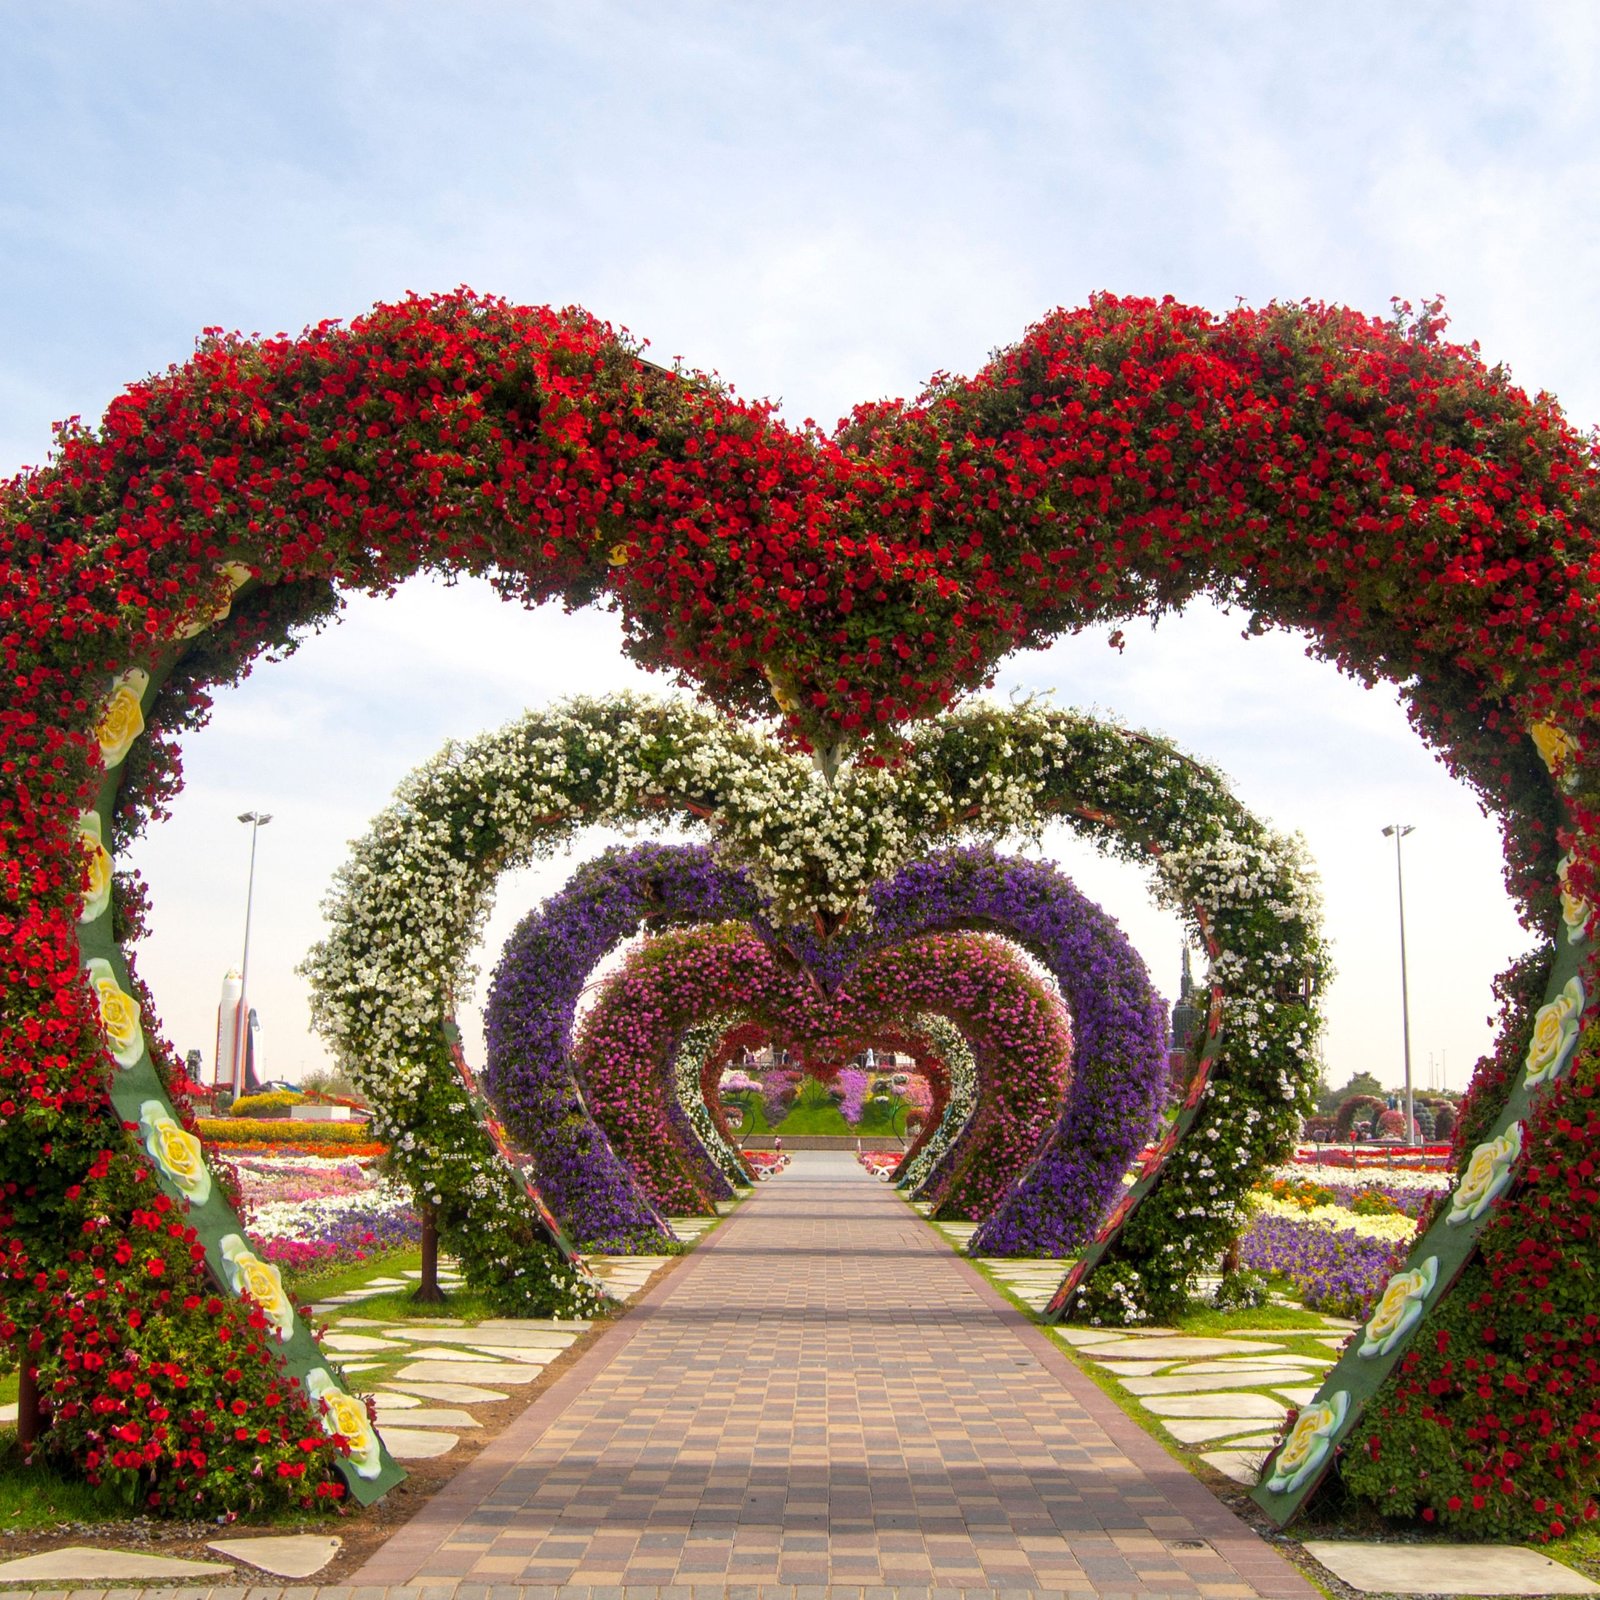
<box><xmin>350</xmin><ymin>1152</ymin><xmax>1317</xmax><ymax>1599</ymax></box>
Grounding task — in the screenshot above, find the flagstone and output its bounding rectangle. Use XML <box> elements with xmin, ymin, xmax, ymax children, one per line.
<box><xmin>376</xmin><ymin>1324</ymin><xmax>575</xmax><ymax>1349</ymax></box>
<box><xmin>374</xmin><ymin>1390</ymin><xmax>419</xmax><ymax>1406</ymax></box>
<box><xmin>474</xmin><ymin>1316</ymin><xmax>590</xmax><ymax>1330</ymax></box>
<box><xmin>1160</xmin><ymin>1417</ymin><xmax>1287</xmax><ymax>1444</ymax></box>
<box><xmin>378</xmin><ymin>1425</ymin><xmax>461</xmax><ymax>1459</ymax></box>
<box><xmin>1052</xmin><ymin>1327</ymin><xmax>1122</xmax><ymax>1346</ymax></box>
<box><xmin>0</xmin><ymin>1547</ymin><xmax>230</xmax><ymax>1581</ymax></box>
<box><xmin>396</xmin><ymin>1360</ymin><xmax>542</xmax><ymax>1384</ymax></box>
<box><xmin>1080</xmin><ymin>1335</ymin><xmax>1279</xmax><ymax>1360</ymax></box>
<box><xmin>363</xmin><ymin>1276</ymin><xmax>410</xmax><ymax>1287</ymax></box>
<box><xmin>383</xmin><ymin>1378</ymin><xmax>509</xmax><ymax>1404</ymax></box>
<box><xmin>1303</xmin><ymin>1541</ymin><xmax>1600</xmax><ymax>1596</ymax></box>
<box><xmin>1273</xmin><ymin>1386</ymin><xmax>1323</xmax><ymax>1404</ymax></box>
<box><xmin>1139</xmin><ymin>1391</ymin><xmax>1291</xmax><ymax>1420</ymax></box>
<box><xmin>398</xmin><ymin>1345</ymin><xmax>506</xmax><ymax>1362</ymax></box>
<box><xmin>1202</xmin><ymin>1447</ymin><xmax>1272</xmax><ymax>1486</ymax></box>
<box><xmin>206</xmin><ymin>1535</ymin><xmax>343</xmax><ymax>1578</ymax></box>
<box><xmin>373</xmin><ymin>1405</ymin><xmax>481</xmax><ymax>1429</ymax></box>
<box><xmin>461</xmin><ymin>1344</ymin><xmax>557</xmax><ymax>1366</ymax></box>
<box><xmin>1096</xmin><ymin>1361</ymin><xmax>1173</xmax><ymax>1378</ymax></box>
<box><xmin>1177</xmin><ymin>1355</ymin><xmax>1333</xmax><ymax>1373</ymax></box>
<box><xmin>0</xmin><ymin>1402</ymin><xmax>15</xmax><ymax>1424</ymax></box>
<box><xmin>1120</xmin><ymin>1367</ymin><xmax>1318</xmax><ymax>1395</ymax></box>
<box><xmin>323</xmin><ymin>1332</ymin><xmax>406</xmax><ymax>1351</ymax></box>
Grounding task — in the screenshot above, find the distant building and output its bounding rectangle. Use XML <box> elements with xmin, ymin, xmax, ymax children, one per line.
<box><xmin>1167</xmin><ymin>945</ymin><xmax>1201</xmax><ymax>1099</ymax></box>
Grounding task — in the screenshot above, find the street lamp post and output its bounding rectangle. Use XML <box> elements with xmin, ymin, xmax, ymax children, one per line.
<box><xmin>1382</xmin><ymin>823</ymin><xmax>1416</xmax><ymax>1144</ymax></box>
<box><xmin>235</xmin><ymin>811</ymin><xmax>272</xmax><ymax>1096</ymax></box>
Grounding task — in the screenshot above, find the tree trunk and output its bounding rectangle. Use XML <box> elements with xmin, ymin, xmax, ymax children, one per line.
<box><xmin>411</xmin><ymin>1206</ymin><xmax>449</xmax><ymax>1303</ymax></box>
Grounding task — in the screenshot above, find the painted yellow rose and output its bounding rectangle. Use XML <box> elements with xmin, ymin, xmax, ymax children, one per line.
<box><xmin>762</xmin><ymin>663</ymin><xmax>800</xmax><ymax>714</ymax></box>
<box><xmin>1558</xmin><ymin>853</ymin><xmax>1592</xmax><ymax>945</ymax></box>
<box><xmin>304</xmin><ymin>1368</ymin><xmax>383</xmax><ymax>1480</ymax></box>
<box><xmin>219</xmin><ymin>1232</ymin><xmax>294</xmax><ymax>1340</ymax></box>
<box><xmin>1265</xmin><ymin>1389</ymin><xmax>1349</xmax><ymax>1496</ymax></box>
<box><xmin>1448</xmin><ymin>1122</ymin><xmax>1522</xmax><ymax>1226</ymax></box>
<box><xmin>1524</xmin><ymin>976</ymin><xmax>1585</xmax><ymax>1088</ymax></box>
<box><xmin>1531</xmin><ymin>720</ymin><xmax>1581</xmax><ymax>781</ymax></box>
<box><xmin>77</xmin><ymin>811</ymin><xmax>113</xmax><ymax>924</ymax></box>
<box><xmin>94</xmin><ymin>668</ymin><xmax>149</xmax><ymax>769</ymax></box>
<box><xmin>607</xmin><ymin>542</ymin><xmax>631</xmax><ymax>567</ymax></box>
<box><xmin>84</xmin><ymin>957</ymin><xmax>144</xmax><ymax>1068</ymax></box>
<box><xmin>1359</xmin><ymin>1256</ymin><xmax>1438</xmax><ymax>1358</ymax></box>
<box><xmin>175</xmin><ymin>561</ymin><xmax>255</xmax><ymax>639</ymax></box>
<box><xmin>138</xmin><ymin>1100</ymin><xmax>212</xmax><ymax>1206</ymax></box>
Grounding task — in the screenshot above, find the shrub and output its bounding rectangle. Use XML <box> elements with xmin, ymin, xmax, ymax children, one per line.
<box><xmin>230</xmin><ymin>1090</ymin><xmax>304</xmax><ymax>1118</ymax></box>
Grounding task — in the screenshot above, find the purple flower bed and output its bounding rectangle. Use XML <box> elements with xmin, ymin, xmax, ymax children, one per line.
<box><xmin>1238</xmin><ymin>1213</ymin><xmax>1402</xmax><ymax>1319</ymax></box>
<box><xmin>486</xmin><ymin>842</ymin><xmax>1166</xmax><ymax>1256</ymax></box>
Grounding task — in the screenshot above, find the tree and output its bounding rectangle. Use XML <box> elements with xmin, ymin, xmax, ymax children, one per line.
<box><xmin>1318</xmin><ymin>1070</ymin><xmax>1384</xmax><ymax>1113</ymax></box>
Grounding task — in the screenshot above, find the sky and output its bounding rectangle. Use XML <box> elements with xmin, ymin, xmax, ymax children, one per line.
<box><xmin>6</xmin><ymin>2</ymin><xmax>1598</xmax><ymax>1096</ymax></box>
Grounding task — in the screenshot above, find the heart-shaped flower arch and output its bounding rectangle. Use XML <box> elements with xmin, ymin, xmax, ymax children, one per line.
<box><xmin>565</xmin><ymin>922</ymin><xmax>1075</xmax><ymax>1223</ymax></box>
<box><xmin>3</xmin><ymin>292</ymin><xmax>1595</xmax><ymax>1531</ymax></box>
<box><xmin>483</xmin><ymin>842</ymin><xmax>1166</xmax><ymax>1258</ymax></box>
<box><xmin>303</xmin><ymin>696</ymin><xmax>1322</xmax><ymax>1308</ymax></box>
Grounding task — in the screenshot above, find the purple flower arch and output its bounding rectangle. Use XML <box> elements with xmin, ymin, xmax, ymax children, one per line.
<box><xmin>484</xmin><ymin>843</ymin><xmax>1167</xmax><ymax>1255</ymax></box>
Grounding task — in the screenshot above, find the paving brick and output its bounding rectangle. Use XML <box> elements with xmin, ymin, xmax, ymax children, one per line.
<box><xmin>341</xmin><ymin>1154</ymin><xmax>1319</xmax><ymax>1596</ymax></box>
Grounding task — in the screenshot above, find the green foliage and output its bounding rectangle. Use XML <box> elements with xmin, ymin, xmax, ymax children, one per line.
<box><xmin>1320</xmin><ymin>1071</ymin><xmax>1384</xmax><ymax>1114</ymax></box>
<box><xmin>1212</xmin><ymin>1268</ymin><xmax>1270</xmax><ymax>1312</ymax></box>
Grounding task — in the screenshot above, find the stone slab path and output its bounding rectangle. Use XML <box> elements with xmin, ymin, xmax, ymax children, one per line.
<box><xmin>353</xmin><ymin>1152</ymin><xmax>1317</xmax><ymax>1598</ymax></box>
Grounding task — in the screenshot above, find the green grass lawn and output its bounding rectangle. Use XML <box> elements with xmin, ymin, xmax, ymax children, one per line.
<box><xmin>775</xmin><ymin>1102</ymin><xmax>854</xmax><ymax>1135</ymax></box>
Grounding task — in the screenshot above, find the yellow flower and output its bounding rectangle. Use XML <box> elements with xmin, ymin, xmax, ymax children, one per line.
<box><xmin>219</xmin><ymin>1233</ymin><xmax>295</xmax><ymax>1340</ymax></box>
<box><xmin>1524</xmin><ymin>975</ymin><xmax>1585</xmax><ymax>1088</ymax></box>
<box><xmin>94</xmin><ymin>668</ymin><xmax>149</xmax><ymax>770</ymax></box>
<box><xmin>1359</xmin><ymin>1256</ymin><xmax>1438</xmax><ymax>1358</ymax></box>
<box><xmin>1265</xmin><ymin>1389</ymin><xmax>1349</xmax><ymax>1496</ymax></box>
<box><xmin>138</xmin><ymin>1100</ymin><xmax>212</xmax><ymax>1206</ymax></box>
<box><xmin>607</xmin><ymin>542</ymin><xmax>631</xmax><ymax>567</ymax></box>
<box><xmin>175</xmin><ymin>561</ymin><xmax>255</xmax><ymax>639</ymax></box>
<box><xmin>1558</xmin><ymin>853</ymin><xmax>1592</xmax><ymax>945</ymax></box>
<box><xmin>77</xmin><ymin>811</ymin><xmax>113</xmax><ymax>924</ymax></box>
<box><xmin>84</xmin><ymin>957</ymin><xmax>144</xmax><ymax>1068</ymax></box>
<box><xmin>1531</xmin><ymin>721</ymin><xmax>1581</xmax><ymax>784</ymax></box>
<box><xmin>304</xmin><ymin>1368</ymin><xmax>383</xmax><ymax>1480</ymax></box>
<box><xmin>1449</xmin><ymin>1123</ymin><xmax>1522</xmax><ymax>1226</ymax></box>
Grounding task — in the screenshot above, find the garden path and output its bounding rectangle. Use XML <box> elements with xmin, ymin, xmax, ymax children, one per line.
<box><xmin>354</xmin><ymin>1151</ymin><xmax>1318</xmax><ymax>1598</ymax></box>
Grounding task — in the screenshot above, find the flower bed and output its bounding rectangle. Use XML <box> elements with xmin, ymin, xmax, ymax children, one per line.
<box><xmin>229</xmin><ymin>1154</ymin><xmax>420</xmax><ymax>1275</ymax></box>
<box><xmin>858</xmin><ymin>1152</ymin><xmax>900</xmax><ymax>1179</ymax></box>
<box><xmin>744</xmin><ymin>1151</ymin><xmax>789</xmax><ymax>1178</ymax></box>
<box><xmin>1239</xmin><ymin>1212</ymin><xmax>1401</xmax><ymax>1320</ymax></box>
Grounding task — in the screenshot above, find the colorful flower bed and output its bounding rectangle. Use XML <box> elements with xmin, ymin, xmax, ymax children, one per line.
<box><xmin>858</xmin><ymin>1152</ymin><xmax>900</xmax><ymax>1179</ymax></box>
<box><xmin>229</xmin><ymin>1155</ymin><xmax>420</xmax><ymax>1273</ymax></box>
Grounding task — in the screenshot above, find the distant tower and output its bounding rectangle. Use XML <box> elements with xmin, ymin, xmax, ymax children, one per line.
<box><xmin>1166</xmin><ymin>945</ymin><xmax>1201</xmax><ymax>1100</ymax></box>
<box><xmin>214</xmin><ymin>971</ymin><xmax>263</xmax><ymax>1096</ymax></box>
<box><xmin>1171</xmin><ymin>944</ymin><xmax>1200</xmax><ymax>1054</ymax></box>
